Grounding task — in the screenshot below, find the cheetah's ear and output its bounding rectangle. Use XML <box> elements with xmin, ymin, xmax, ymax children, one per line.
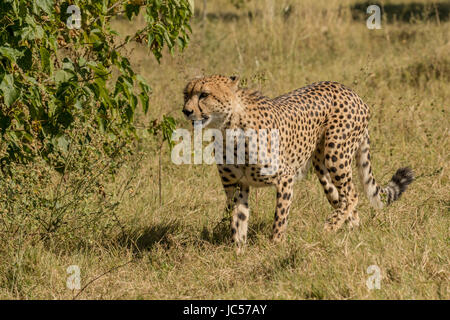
<box><xmin>229</xmin><ymin>75</ymin><xmax>240</xmax><ymax>90</ymax></box>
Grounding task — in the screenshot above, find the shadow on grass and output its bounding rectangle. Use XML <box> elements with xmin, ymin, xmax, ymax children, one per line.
<box><xmin>116</xmin><ymin>214</ymin><xmax>274</xmax><ymax>250</ymax></box>
<box><xmin>247</xmin><ymin>219</ymin><xmax>272</xmax><ymax>241</ymax></box>
<box><xmin>200</xmin><ymin>218</ymin><xmax>230</xmax><ymax>245</ymax></box>
<box><xmin>117</xmin><ymin>221</ymin><xmax>183</xmax><ymax>252</ymax></box>
<box><xmin>200</xmin><ymin>216</ymin><xmax>273</xmax><ymax>245</ymax></box>
<box><xmin>351</xmin><ymin>2</ymin><xmax>450</xmax><ymax>22</ymax></box>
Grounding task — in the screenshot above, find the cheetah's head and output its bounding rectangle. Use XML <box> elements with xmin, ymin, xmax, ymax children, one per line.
<box><xmin>182</xmin><ymin>75</ymin><xmax>241</xmax><ymax>128</ymax></box>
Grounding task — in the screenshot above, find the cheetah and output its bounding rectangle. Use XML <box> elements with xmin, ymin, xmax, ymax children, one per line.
<box><xmin>182</xmin><ymin>75</ymin><xmax>414</xmax><ymax>245</ymax></box>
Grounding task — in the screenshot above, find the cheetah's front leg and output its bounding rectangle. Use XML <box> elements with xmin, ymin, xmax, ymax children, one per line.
<box><xmin>224</xmin><ymin>183</ymin><xmax>250</xmax><ymax>246</ymax></box>
<box><xmin>272</xmin><ymin>176</ymin><xmax>294</xmax><ymax>242</ymax></box>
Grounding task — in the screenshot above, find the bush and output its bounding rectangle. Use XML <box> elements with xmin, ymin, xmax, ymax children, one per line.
<box><xmin>0</xmin><ymin>0</ymin><xmax>192</xmax><ymax>242</ymax></box>
<box><xmin>0</xmin><ymin>0</ymin><xmax>192</xmax><ymax>163</ymax></box>
<box><xmin>0</xmin><ymin>117</ymin><xmax>131</xmax><ymax>246</ymax></box>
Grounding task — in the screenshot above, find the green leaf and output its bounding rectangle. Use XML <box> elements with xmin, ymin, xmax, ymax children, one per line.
<box><xmin>139</xmin><ymin>92</ymin><xmax>149</xmax><ymax>114</ymax></box>
<box><xmin>35</xmin><ymin>0</ymin><xmax>54</xmax><ymax>15</ymax></box>
<box><xmin>161</xmin><ymin>115</ymin><xmax>177</xmax><ymax>150</ymax></box>
<box><xmin>54</xmin><ymin>70</ymin><xmax>72</xmax><ymax>84</ymax></box>
<box><xmin>55</xmin><ymin>134</ymin><xmax>69</xmax><ymax>154</ymax></box>
<box><xmin>87</xmin><ymin>61</ymin><xmax>109</xmax><ymax>77</ymax></box>
<box><xmin>125</xmin><ymin>3</ymin><xmax>141</xmax><ymax>20</ymax></box>
<box><xmin>19</xmin><ymin>16</ymin><xmax>45</xmax><ymax>40</ymax></box>
<box><xmin>0</xmin><ymin>47</ymin><xmax>24</xmax><ymax>63</ymax></box>
<box><xmin>40</xmin><ymin>46</ymin><xmax>51</xmax><ymax>74</ymax></box>
<box><xmin>0</xmin><ymin>74</ymin><xmax>19</xmax><ymax>107</ymax></box>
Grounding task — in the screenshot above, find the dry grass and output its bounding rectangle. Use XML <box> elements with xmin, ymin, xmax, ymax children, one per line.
<box><xmin>1</xmin><ymin>0</ymin><xmax>449</xmax><ymax>299</ymax></box>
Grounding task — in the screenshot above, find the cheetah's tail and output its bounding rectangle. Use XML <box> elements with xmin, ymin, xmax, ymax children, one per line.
<box><xmin>356</xmin><ymin>132</ymin><xmax>414</xmax><ymax>209</ymax></box>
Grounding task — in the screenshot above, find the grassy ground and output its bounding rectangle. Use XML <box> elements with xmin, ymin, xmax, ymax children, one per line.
<box><xmin>1</xmin><ymin>0</ymin><xmax>449</xmax><ymax>299</ymax></box>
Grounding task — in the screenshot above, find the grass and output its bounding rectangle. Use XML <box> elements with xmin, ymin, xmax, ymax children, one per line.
<box><xmin>1</xmin><ymin>0</ymin><xmax>449</xmax><ymax>299</ymax></box>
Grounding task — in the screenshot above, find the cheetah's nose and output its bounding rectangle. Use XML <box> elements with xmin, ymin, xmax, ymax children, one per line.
<box><xmin>182</xmin><ymin>109</ymin><xmax>194</xmax><ymax>117</ymax></box>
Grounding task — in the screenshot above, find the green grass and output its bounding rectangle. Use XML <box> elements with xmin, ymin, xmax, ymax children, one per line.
<box><xmin>0</xmin><ymin>0</ymin><xmax>448</xmax><ymax>299</ymax></box>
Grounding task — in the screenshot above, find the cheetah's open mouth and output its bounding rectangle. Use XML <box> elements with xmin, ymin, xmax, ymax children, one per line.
<box><xmin>192</xmin><ymin>116</ymin><xmax>211</xmax><ymax>128</ymax></box>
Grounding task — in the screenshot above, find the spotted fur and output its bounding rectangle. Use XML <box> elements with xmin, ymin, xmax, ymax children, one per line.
<box><xmin>182</xmin><ymin>75</ymin><xmax>414</xmax><ymax>245</ymax></box>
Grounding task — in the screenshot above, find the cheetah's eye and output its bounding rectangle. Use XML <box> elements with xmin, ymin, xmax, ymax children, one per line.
<box><xmin>199</xmin><ymin>92</ymin><xmax>209</xmax><ymax>99</ymax></box>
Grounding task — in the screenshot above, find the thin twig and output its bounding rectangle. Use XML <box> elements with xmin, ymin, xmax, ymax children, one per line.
<box><xmin>158</xmin><ymin>142</ymin><xmax>163</xmax><ymax>206</ymax></box>
<box><xmin>72</xmin><ymin>259</ymin><xmax>134</xmax><ymax>300</ymax></box>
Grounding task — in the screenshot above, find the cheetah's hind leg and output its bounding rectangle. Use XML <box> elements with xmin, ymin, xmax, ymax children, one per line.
<box><xmin>322</xmin><ymin>138</ymin><xmax>359</xmax><ymax>232</ymax></box>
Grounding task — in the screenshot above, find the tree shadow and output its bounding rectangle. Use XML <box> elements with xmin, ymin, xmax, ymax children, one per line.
<box><xmin>351</xmin><ymin>2</ymin><xmax>450</xmax><ymax>23</ymax></box>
